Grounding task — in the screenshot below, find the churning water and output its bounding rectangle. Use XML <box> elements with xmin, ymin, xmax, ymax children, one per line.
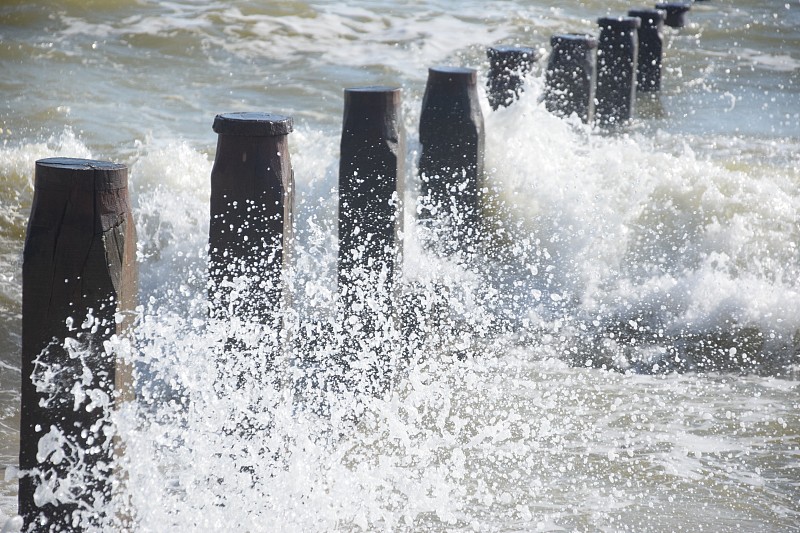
<box><xmin>0</xmin><ymin>0</ymin><xmax>799</xmax><ymax>530</ymax></box>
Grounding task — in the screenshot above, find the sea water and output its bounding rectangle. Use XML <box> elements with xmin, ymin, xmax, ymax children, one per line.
<box><xmin>0</xmin><ymin>0</ymin><xmax>799</xmax><ymax>531</ymax></box>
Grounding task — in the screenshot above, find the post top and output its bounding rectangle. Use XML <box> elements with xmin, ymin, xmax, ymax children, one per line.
<box><xmin>628</xmin><ymin>8</ymin><xmax>664</xmax><ymax>27</ymax></box>
<box><xmin>35</xmin><ymin>158</ymin><xmax>127</xmax><ymax>191</ymax></box>
<box><xmin>655</xmin><ymin>2</ymin><xmax>691</xmax><ymax>14</ymax></box>
<box><xmin>344</xmin><ymin>86</ymin><xmax>401</xmax><ymax>94</ymax></box>
<box><xmin>213</xmin><ymin>112</ymin><xmax>293</xmax><ymax>136</ymax></box>
<box><xmin>428</xmin><ymin>66</ymin><xmax>477</xmax><ymax>84</ymax></box>
<box><xmin>597</xmin><ymin>16</ymin><xmax>642</xmax><ymax>30</ymax></box>
<box><xmin>487</xmin><ymin>45</ymin><xmax>539</xmax><ymax>60</ymax></box>
<box><xmin>343</xmin><ymin>86</ymin><xmax>402</xmax><ymax>110</ymax></box>
<box><xmin>550</xmin><ymin>33</ymin><xmax>598</xmax><ymax>49</ymax></box>
<box><xmin>36</xmin><ymin>157</ymin><xmax>126</xmax><ymax>172</ymax></box>
<box><xmin>655</xmin><ymin>2</ymin><xmax>691</xmax><ymax>27</ymax></box>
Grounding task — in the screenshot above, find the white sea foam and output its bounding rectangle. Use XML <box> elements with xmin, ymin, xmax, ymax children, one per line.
<box><xmin>2</xmin><ymin>0</ymin><xmax>800</xmax><ymax>530</ymax></box>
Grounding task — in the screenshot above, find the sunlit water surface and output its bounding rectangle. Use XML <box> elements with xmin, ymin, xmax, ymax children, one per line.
<box><xmin>0</xmin><ymin>0</ymin><xmax>799</xmax><ymax>530</ymax></box>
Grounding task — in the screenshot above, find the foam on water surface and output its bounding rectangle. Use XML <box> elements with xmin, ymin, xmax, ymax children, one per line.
<box><xmin>64</xmin><ymin>101</ymin><xmax>794</xmax><ymax>529</ymax></box>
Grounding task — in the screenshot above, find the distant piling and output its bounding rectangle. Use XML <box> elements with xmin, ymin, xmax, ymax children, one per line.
<box><xmin>20</xmin><ymin>158</ymin><xmax>137</xmax><ymax>531</ymax></box>
<box><xmin>628</xmin><ymin>9</ymin><xmax>665</xmax><ymax>92</ymax></box>
<box><xmin>418</xmin><ymin>66</ymin><xmax>485</xmax><ymax>253</ymax></box>
<box><xmin>595</xmin><ymin>17</ymin><xmax>641</xmax><ymax>126</ymax></box>
<box><xmin>544</xmin><ymin>34</ymin><xmax>598</xmax><ymax>122</ymax></box>
<box><xmin>208</xmin><ymin>112</ymin><xmax>294</xmax><ymax>324</ymax></box>
<box><xmin>655</xmin><ymin>3</ymin><xmax>691</xmax><ymax>28</ymax></box>
<box><xmin>486</xmin><ymin>46</ymin><xmax>538</xmax><ymax>110</ymax></box>
<box><xmin>338</xmin><ymin>86</ymin><xmax>405</xmax><ymax>324</ymax></box>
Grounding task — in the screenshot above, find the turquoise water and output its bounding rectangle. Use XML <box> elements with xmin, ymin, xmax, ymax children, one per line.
<box><xmin>0</xmin><ymin>0</ymin><xmax>799</xmax><ymax>530</ymax></box>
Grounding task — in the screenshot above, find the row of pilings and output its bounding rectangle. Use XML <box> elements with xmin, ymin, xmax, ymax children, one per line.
<box><xmin>486</xmin><ymin>3</ymin><xmax>693</xmax><ymax>125</ymax></box>
<box><xmin>18</xmin><ymin>2</ymin><xmax>700</xmax><ymax>530</ymax></box>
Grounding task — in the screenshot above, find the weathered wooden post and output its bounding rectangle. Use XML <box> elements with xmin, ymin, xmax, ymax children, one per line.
<box><xmin>418</xmin><ymin>67</ymin><xmax>485</xmax><ymax>253</ymax></box>
<box><xmin>655</xmin><ymin>3</ymin><xmax>691</xmax><ymax>29</ymax></box>
<box><xmin>544</xmin><ymin>34</ymin><xmax>598</xmax><ymax>123</ymax></box>
<box><xmin>595</xmin><ymin>17</ymin><xmax>641</xmax><ymax>126</ymax></box>
<box><xmin>629</xmin><ymin>9</ymin><xmax>665</xmax><ymax>92</ymax></box>
<box><xmin>338</xmin><ymin>86</ymin><xmax>405</xmax><ymax>327</ymax></box>
<box><xmin>20</xmin><ymin>158</ymin><xmax>137</xmax><ymax>531</ymax></box>
<box><xmin>486</xmin><ymin>46</ymin><xmax>538</xmax><ymax>110</ymax></box>
<box><xmin>208</xmin><ymin>112</ymin><xmax>294</xmax><ymax>325</ymax></box>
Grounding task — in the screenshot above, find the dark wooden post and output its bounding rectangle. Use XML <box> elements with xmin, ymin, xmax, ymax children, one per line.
<box><xmin>629</xmin><ymin>9</ymin><xmax>665</xmax><ymax>92</ymax></box>
<box><xmin>544</xmin><ymin>34</ymin><xmax>598</xmax><ymax>123</ymax></box>
<box><xmin>486</xmin><ymin>46</ymin><xmax>538</xmax><ymax>110</ymax></box>
<box><xmin>418</xmin><ymin>66</ymin><xmax>485</xmax><ymax>253</ymax></box>
<box><xmin>208</xmin><ymin>112</ymin><xmax>294</xmax><ymax>325</ymax></box>
<box><xmin>338</xmin><ymin>87</ymin><xmax>404</xmax><ymax>323</ymax></box>
<box><xmin>595</xmin><ymin>17</ymin><xmax>641</xmax><ymax>126</ymax></box>
<box><xmin>20</xmin><ymin>158</ymin><xmax>137</xmax><ymax>531</ymax></box>
<box><xmin>655</xmin><ymin>3</ymin><xmax>691</xmax><ymax>29</ymax></box>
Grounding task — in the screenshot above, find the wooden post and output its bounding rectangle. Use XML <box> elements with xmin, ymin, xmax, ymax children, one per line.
<box><xmin>338</xmin><ymin>87</ymin><xmax>404</xmax><ymax>326</ymax></box>
<box><xmin>208</xmin><ymin>112</ymin><xmax>294</xmax><ymax>325</ymax></box>
<box><xmin>655</xmin><ymin>2</ymin><xmax>691</xmax><ymax>29</ymax></box>
<box><xmin>544</xmin><ymin>34</ymin><xmax>598</xmax><ymax>123</ymax></box>
<box><xmin>486</xmin><ymin>46</ymin><xmax>538</xmax><ymax>110</ymax></box>
<box><xmin>418</xmin><ymin>67</ymin><xmax>485</xmax><ymax>253</ymax></box>
<box><xmin>20</xmin><ymin>158</ymin><xmax>137</xmax><ymax>531</ymax></box>
<box><xmin>595</xmin><ymin>17</ymin><xmax>641</xmax><ymax>126</ymax></box>
<box><xmin>629</xmin><ymin>9</ymin><xmax>665</xmax><ymax>92</ymax></box>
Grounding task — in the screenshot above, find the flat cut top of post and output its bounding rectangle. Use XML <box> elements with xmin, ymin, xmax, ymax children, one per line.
<box><xmin>343</xmin><ymin>86</ymin><xmax>402</xmax><ymax>108</ymax></box>
<box><xmin>35</xmin><ymin>157</ymin><xmax>127</xmax><ymax>191</ymax></box>
<box><xmin>655</xmin><ymin>2</ymin><xmax>691</xmax><ymax>28</ymax></box>
<box><xmin>487</xmin><ymin>46</ymin><xmax>539</xmax><ymax>61</ymax></box>
<box><xmin>550</xmin><ymin>33</ymin><xmax>598</xmax><ymax>49</ymax></box>
<box><xmin>628</xmin><ymin>8</ymin><xmax>664</xmax><ymax>27</ymax></box>
<box><xmin>213</xmin><ymin>112</ymin><xmax>293</xmax><ymax>137</ymax></box>
<box><xmin>428</xmin><ymin>66</ymin><xmax>477</xmax><ymax>84</ymax></box>
<box><xmin>597</xmin><ymin>16</ymin><xmax>642</xmax><ymax>30</ymax></box>
<box><xmin>345</xmin><ymin>86</ymin><xmax>400</xmax><ymax>94</ymax></box>
<box><xmin>655</xmin><ymin>2</ymin><xmax>691</xmax><ymax>15</ymax></box>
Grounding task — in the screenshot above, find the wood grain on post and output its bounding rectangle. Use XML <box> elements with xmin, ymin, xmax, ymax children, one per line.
<box><xmin>418</xmin><ymin>67</ymin><xmax>485</xmax><ymax>253</ymax></box>
<box><xmin>338</xmin><ymin>87</ymin><xmax>404</xmax><ymax>314</ymax></box>
<box><xmin>20</xmin><ymin>157</ymin><xmax>137</xmax><ymax>531</ymax></box>
<box><xmin>208</xmin><ymin>112</ymin><xmax>294</xmax><ymax>324</ymax></box>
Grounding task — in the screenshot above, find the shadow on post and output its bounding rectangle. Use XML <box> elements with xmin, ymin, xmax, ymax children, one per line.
<box><xmin>544</xmin><ymin>34</ymin><xmax>598</xmax><ymax>123</ymax></box>
<box><xmin>20</xmin><ymin>158</ymin><xmax>137</xmax><ymax>531</ymax></box>
<box><xmin>655</xmin><ymin>2</ymin><xmax>691</xmax><ymax>29</ymax></box>
<box><xmin>338</xmin><ymin>86</ymin><xmax>405</xmax><ymax>394</ymax></box>
<box><xmin>486</xmin><ymin>46</ymin><xmax>538</xmax><ymax>110</ymax></box>
<box><xmin>208</xmin><ymin>112</ymin><xmax>294</xmax><ymax>327</ymax></box>
<box><xmin>418</xmin><ymin>66</ymin><xmax>485</xmax><ymax>256</ymax></box>
<box><xmin>629</xmin><ymin>8</ymin><xmax>665</xmax><ymax>93</ymax></box>
<box><xmin>595</xmin><ymin>17</ymin><xmax>641</xmax><ymax>127</ymax></box>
